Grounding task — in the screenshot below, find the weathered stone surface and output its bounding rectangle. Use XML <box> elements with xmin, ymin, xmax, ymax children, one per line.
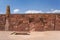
<box><xmin>55</xmin><ymin>14</ymin><xmax>60</xmax><ymax>30</ymax></box>
<box><xmin>7</xmin><ymin>14</ymin><xmax>59</xmax><ymax>31</ymax></box>
<box><xmin>0</xmin><ymin>15</ymin><xmax>6</xmax><ymax>31</ymax></box>
<box><xmin>0</xmin><ymin>14</ymin><xmax>60</xmax><ymax>31</ymax></box>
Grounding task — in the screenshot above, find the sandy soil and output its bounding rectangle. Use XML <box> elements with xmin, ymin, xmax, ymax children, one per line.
<box><xmin>0</xmin><ymin>31</ymin><xmax>60</xmax><ymax>40</ymax></box>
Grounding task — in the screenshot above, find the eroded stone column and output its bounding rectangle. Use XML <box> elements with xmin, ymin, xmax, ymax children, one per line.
<box><xmin>5</xmin><ymin>19</ymin><xmax>9</xmax><ymax>31</ymax></box>
<box><xmin>5</xmin><ymin>5</ymin><xmax>10</xmax><ymax>31</ymax></box>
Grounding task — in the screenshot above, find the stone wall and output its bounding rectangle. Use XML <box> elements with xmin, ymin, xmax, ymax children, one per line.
<box><xmin>0</xmin><ymin>15</ymin><xmax>6</xmax><ymax>31</ymax></box>
<box><xmin>0</xmin><ymin>14</ymin><xmax>60</xmax><ymax>31</ymax></box>
<box><xmin>55</xmin><ymin>14</ymin><xmax>60</xmax><ymax>30</ymax></box>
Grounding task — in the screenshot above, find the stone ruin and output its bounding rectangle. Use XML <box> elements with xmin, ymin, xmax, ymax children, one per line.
<box><xmin>0</xmin><ymin>5</ymin><xmax>60</xmax><ymax>32</ymax></box>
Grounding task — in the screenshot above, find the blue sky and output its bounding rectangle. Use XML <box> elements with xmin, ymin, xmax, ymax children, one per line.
<box><xmin>0</xmin><ymin>0</ymin><xmax>60</xmax><ymax>14</ymax></box>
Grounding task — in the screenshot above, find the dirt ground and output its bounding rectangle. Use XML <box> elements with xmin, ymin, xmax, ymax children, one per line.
<box><xmin>0</xmin><ymin>31</ymin><xmax>60</xmax><ymax>40</ymax></box>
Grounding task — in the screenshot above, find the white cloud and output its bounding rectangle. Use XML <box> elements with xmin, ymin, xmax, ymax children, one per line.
<box><xmin>46</xmin><ymin>11</ymin><xmax>51</xmax><ymax>13</ymax></box>
<box><xmin>52</xmin><ymin>10</ymin><xmax>60</xmax><ymax>13</ymax></box>
<box><xmin>25</xmin><ymin>9</ymin><xmax>60</xmax><ymax>13</ymax></box>
<box><xmin>46</xmin><ymin>10</ymin><xmax>60</xmax><ymax>13</ymax></box>
<box><xmin>25</xmin><ymin>10</ymin><xmax>44</xmax><ymax>13</ymax></box>
<box><xmin>13</xmin><ymin>9</ymin><xmax>20</xmax><ymax>13</ymax></box>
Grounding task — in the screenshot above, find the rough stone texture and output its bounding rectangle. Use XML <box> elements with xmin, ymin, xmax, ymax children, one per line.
<box><xmin>0</xmin><ymin>15</ymin><xmax>6</xmax><ymax>31</ymax></box>
<box><xmin>6</xmin><ymin>14</ymin><xmax>60</xmax><ymax>31</ymax></box>
<box><xmin>55</xmin><ymin>14</ymin><xmax>60</xmax><ymax>30</ymax></box>
<box><xmin>0</xmin><ymin>14</ymin><xmax>60</xmax><ymax>31</ymax></box>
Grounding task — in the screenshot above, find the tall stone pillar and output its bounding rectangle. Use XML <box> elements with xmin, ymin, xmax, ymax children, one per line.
<box><xmin>5</xmin><ymin>5</ymin><xmax>10</xmax><ymax>31</ymax></box>
<box><xmin>6</xmin><ymin>5</ymin><xmax>10</xmax><ymax>17</ymax></box>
